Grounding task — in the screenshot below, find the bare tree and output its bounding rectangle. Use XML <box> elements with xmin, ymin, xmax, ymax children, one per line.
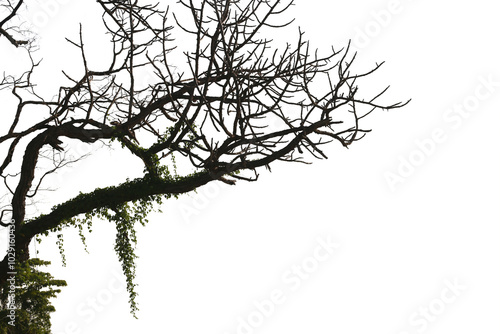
<box><xmin>0</xmin><ymin>0</ymin><xmax>408</xmax><ymax>326</ymax></box>
<box><xmin>0</xmin><ymin>0</ymin><xmax>29</xmax><ymax>47</ymax></box>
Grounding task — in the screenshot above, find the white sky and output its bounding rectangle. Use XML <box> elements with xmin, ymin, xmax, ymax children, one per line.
<box><xmin>1</xmin><ymin>0</ymin><xmax>499</xmax><ymax>333</ymax></box>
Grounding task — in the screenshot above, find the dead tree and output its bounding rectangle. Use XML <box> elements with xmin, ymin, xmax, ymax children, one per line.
<box><xmin>0</xmin><ymin>0</ymin><xmax>408</xmax><ymax>319</ymax></box>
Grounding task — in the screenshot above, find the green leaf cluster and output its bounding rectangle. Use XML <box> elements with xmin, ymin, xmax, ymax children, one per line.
<box><xmin>0</xmin><ymin>259</ymin><xmax>66</xmax><ymax>333</ymax></box>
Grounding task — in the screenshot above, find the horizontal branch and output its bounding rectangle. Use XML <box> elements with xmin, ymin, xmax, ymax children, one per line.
<box><xmin>20</xmin><ymin>171</ymin><xmax>215</xmax><ymax>239</ymax></box>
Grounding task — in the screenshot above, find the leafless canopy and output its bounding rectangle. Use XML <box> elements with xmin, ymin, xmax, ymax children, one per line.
<box><xmin>0</xmin><ymin>0</ymin><xmax>407</xmax><ymax>283</ymax></box>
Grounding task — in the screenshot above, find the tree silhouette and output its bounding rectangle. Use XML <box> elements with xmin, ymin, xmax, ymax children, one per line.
<box><xmin>0</xmin><ymin>0</ymin><xmax>408</xmax><ymax>329</ymax></box>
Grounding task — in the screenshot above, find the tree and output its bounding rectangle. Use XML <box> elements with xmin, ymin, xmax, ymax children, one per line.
<box><xmin>0</xmin><ymin>0</ymin><xmax>408</xmax><ymax>329</ymax></box>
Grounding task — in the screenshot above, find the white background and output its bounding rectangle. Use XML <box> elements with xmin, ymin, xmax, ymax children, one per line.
<box><xmin>1</xmin><ymin>0</ymin><xmax>499</xmax><ymax>333</ymax></box>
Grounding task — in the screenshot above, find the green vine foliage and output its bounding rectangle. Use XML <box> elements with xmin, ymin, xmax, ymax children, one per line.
<box><xmin>0</xmin><ymin>258</ymin><xmax>67</xmax><ymax>333</ymax></box>
<box><xmin>55</xmin><ymin>234</ymin><xmax>66</xmax><ymax>267</ymax></box>
<box><xmin>31</xmin><ymin>139</ymin><xmax>188</xmax><ymax>318</ymax></box>
<box><xmin>39</xmin><ymin>167</ymin><xmax>174</xmax><ymax>318</ymax></box>
<box><xmin>111</xmin><ymin>204</ymin><xmax>141</xmax><ymax>317</ymax></box>
<box><xmin>51</xmin><ymin>193</ymin><xmax>168</xmax><ymax>318</ymax></box>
